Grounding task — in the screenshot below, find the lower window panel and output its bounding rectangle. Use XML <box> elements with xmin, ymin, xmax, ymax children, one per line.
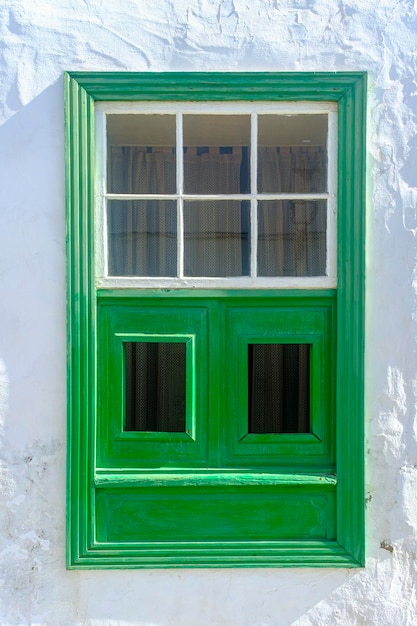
<box><xmin>95</xmin><ymin>484</ymin><xmax>336</xmax><ymax>543</ymax></box>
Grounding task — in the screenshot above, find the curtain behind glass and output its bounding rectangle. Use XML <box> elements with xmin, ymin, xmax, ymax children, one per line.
<box><xmin>248</xmin><ymin>343</ymin><xmax>310</xmax><ymax>433</ymax></box>
<box><xmin>258</xmin><ymin>146</ymin><xmax>327</xmax><ymax>276</ymax></box>
<box><xmin>184</xmin><ymin>147</ymin><xmax>247</xmax><ymax>276</ymax></box>
<box><xmin>108</xmin><ymin>147</ymin><xmax>176</xmax><ymax>276</ymax></box>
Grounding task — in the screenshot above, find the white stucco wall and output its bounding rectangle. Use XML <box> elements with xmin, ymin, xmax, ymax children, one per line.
<box><xmin>0</xmin><ymin>0</ymin><xmax>416</xmax><ymax>624</ymax></box>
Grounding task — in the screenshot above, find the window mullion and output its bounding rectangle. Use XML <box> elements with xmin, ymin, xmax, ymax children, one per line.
<box><xmin>327</xmin><ymin>109</ymin><xmax>338</xmax><ymax>281</ymax></box>
<box><xmin>250</xmin><ymin>112</ymin><xmax>258</xmax><ymax>278</ymax></box>
<box><xmin>95</xmin><ymin>109</ymin><xmax>108</xmax><ymax>279</ymax></box>
<box><xmin>177</xmin><ymin>112</ymin><xmax>184</xmax><ymax>278</ymax></box>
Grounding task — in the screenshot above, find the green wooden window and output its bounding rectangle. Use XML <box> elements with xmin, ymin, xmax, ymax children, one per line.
<box><xmin>66</xmin><ymin>72</ymin><xmax>366</xmax><ymax>568</ymax></box>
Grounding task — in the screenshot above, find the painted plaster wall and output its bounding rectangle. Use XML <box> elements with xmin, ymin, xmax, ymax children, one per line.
<box><xmin>0</xmin><ymin>0</ymin><xmax>416</xmax><ymax>624</ymax></box>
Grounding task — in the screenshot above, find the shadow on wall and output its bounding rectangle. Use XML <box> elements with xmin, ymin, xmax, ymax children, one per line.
<box><xmin>0</xmin><ymin>79</ymin><xmax>66</xmax><ymax>448</ymax></box>
<box><xmin>0</xmin><ymin>79</ymin><xmax>72</xmax><ymax>625</ymax></box>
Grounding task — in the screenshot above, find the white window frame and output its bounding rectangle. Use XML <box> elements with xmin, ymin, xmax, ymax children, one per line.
<box><xmin>95</xmin><ymin>101</ymin><xmax>338</xmax><ymax>290</ymax></box>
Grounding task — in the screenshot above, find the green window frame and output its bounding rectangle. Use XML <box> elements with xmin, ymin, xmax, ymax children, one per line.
<box><xmin>65</xmin><ymin>72</ymin><xmax>366</xmax><ymax>568</ymax></box>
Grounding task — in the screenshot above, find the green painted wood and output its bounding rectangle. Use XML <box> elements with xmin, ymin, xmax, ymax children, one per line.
<box><xmin>97</xmin><ymin>292</ymin><xmax>336</xmax><ymax>469</ymax></box>
<box><xmin>95</xmin><ymin>485</ymin><xmax>336</xmax><ymax>543</ymax></box>
<box><xmin>66</xmin><ymin>71</ymin><xmax>365</xmax><ymax>101</ymax></box>
<box><xmin>65</xmin><ymin>74</ymin><xmax>96</xmax><ymax>564</ymax></box>
<box><xmin>66</xmin><ymin>71</ymin><xmax>366</xmax><ymax>568</ymax></box>
<box><xmin>97</xmin><ymin>289</ymin><xmax>338</xmax><ymax>300</ymax></box>
<box><xmin>69</xmin><ymin>539</ymin><xmax>357</xmax><ymax>569</ymax></box>
<box><xmin>97</xmin><ymin>301</ymin><xmax>210</xmax><ymax>467</ymax></box>
<box><xmin>336</xmin><ymin>73</ymin><xmax>366</xmax><ymax>565</ymax></box>
<box><xmin>222</xmin><ymin>298</ymin><xmax>335</xmax><ymax>467</ymax></box>
<box><xmin>94</xmin><ymin>472</ymin><xmax>337</xmax><ymax>487</ymax></box>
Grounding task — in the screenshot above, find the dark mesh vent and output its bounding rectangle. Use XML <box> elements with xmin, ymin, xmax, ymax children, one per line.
<box><xmin>248</xmin><ymin>344</ymin><xmax>310</xmax><ymax>434</ymax></box>
<box><xmin>107</xmin><ymin>200</ymin><xmax>177</xmax><ymax>277</ymax></box>
<box><xmin>124</xmin><ymin>342</ymin><xmax>186</xmax><ymax>432</ymax></box>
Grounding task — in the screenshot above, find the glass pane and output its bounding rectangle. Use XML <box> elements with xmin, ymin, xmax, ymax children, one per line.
<box><xmin>248</xmin><ymin>344</ymin><xmax>310</xmax><ymax>434</ymax></box>
<box><xmin>257</xmin><ymin>200</ymin><xmax>327</xmax><ymax>276</ymax></box>
<box><xmin>107</xmin><ymin>200</ymin><xmax>177</xmax><ymax>276</ymax></box>
<box><xmin>184</xmin><ymin>201</ymin><xmax>250</xmax><ymax>277</ymax></box>
<box><xmin>183</xmin><ymin>115</ymin><xmax>250</xmax><ymax>194</ymax></box>
<box><xmin>107</xmin><ymin>115</ymin><xmax>176</xmax><ymax>194</ymax></box>
<box><xmin>124</xmin><ymin>342</ymin><xmax>186</xmax><ymax>432</ymax></box>
<box><xmin>257</xmin><ymin>115</ymin><xmax>327</xmax><ymax>193</ymax></box>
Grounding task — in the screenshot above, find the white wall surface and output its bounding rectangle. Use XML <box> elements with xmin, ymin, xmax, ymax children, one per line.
<box><xmin>0</xmin><ymin>0</ymin><xmax>416</xmax><ymax>624</ymax></box>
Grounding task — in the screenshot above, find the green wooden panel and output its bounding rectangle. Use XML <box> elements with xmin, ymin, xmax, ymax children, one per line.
<box><xmin>221</xmin><ymin>298</ymin><xmax>335</xmax><ymax>467</ymax></box>
<box><xmin>97</xmin><ymin>292</ymin><xmax>335</xmax><ymax>470</ymax></box>
<box><xmin>96</xmin><ymin>485</ymin><xmax>336</xmax><ymax>543</ymax></box>
<box><xmin>97</xmin><ymin>300</ymin><xmax>210</xmax><ymax>467</ymax></box>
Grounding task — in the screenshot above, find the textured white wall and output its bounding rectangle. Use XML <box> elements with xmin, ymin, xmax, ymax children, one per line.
<box><xmin>0</xmin><ymin>1</ymin><xmax>416</xmax><ymax>624</ymax></box>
